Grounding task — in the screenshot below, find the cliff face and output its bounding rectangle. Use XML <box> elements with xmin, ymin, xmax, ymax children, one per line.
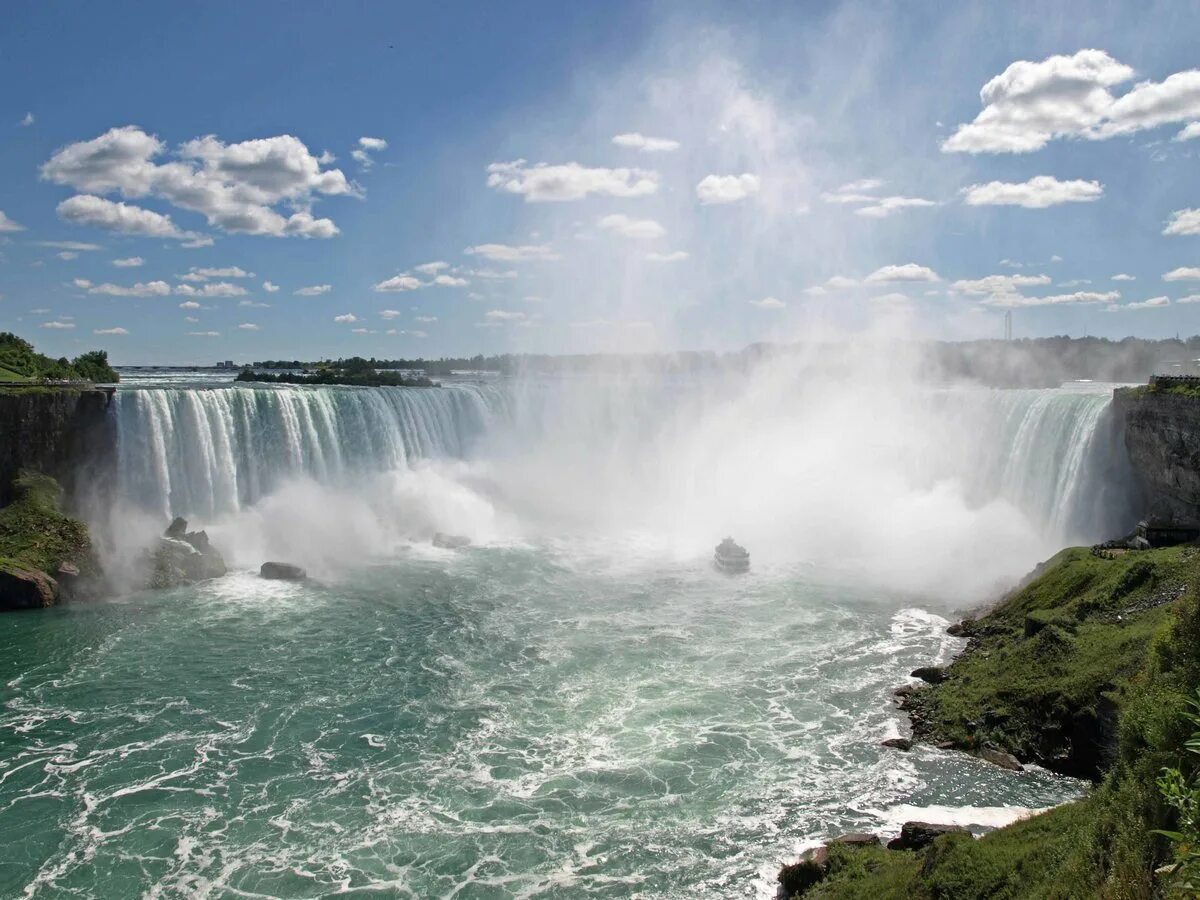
<box><xmin>0</xmin><ymin>389</ymin><xmax>116</xmax><ymax>508</ymax></box>
<box><xmin>1113</xmin><ymin>387</ymin><xmax>1200</xmax><ymax>524</ymax></box>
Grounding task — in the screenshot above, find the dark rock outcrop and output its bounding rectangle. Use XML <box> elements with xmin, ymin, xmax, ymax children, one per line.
<box><xmin>881</xmin><ymin>737</ymin><xmax>913</xmax><ymax>751</ymax></box>
<box><xmin>911</xmin><ymin>666</ymin><xmax>948</xmax><ymax>685</ymax></box>
<box><xmin>1113</xmin><ymin>386</ymin><xmax>1200</xmax><ymax>525</ymax></box>
<box><xmin>0</xmin><ymin>564</ymin><xmax>58</xmax><ymax>610</ymax></box>
<box><xmin>886</xmin><ymin>821</ymin><xmax>971</xmax><ymax>851</ymax></box>
<box><xmin>977</xmin><ymin>747</ymin><xmax>1023</xmax><ymax>771</ymax></box>
<box><xmin>777</xmin><ymin>846</ymin><xmax>829</xmax><ymax>897</ymax></box>
<box><xmin>260</xmin><ymin>562</ymin><xmax>307</xmax><ymax>580</ymax></box>
<box><xmin>147</xmin><ymin>518</ymin><xmax>226</xmax><ymax>588</ymax></box>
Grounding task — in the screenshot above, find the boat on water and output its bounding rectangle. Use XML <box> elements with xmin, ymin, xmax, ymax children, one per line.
<box><xmin>714</xmin><ymin>537</ymin><xmax>750</xmax><ymax>573</ymax></box>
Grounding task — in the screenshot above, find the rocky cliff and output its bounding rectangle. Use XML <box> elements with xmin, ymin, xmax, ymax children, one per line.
<box><xmin>0</xmin><ymin>388</ymin><xmax>116</xmax><ymax>508</ymax></box>
<box><xmin>1113</xmin><ymin>385</ymin><xmax>1200</xmax><ymax>524</ymax></box>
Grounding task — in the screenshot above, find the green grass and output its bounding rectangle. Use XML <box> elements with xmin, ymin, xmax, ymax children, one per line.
<box><xmin>0</xmin><ymin>471</ymin><xmax>95</xmax><ymax>575</ymax></box>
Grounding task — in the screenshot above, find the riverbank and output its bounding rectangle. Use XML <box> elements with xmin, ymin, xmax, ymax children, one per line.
<box><xmin>781</xmin><ymin>543</ymin><xmax>1200</xmax><ymax>897</ymax></box>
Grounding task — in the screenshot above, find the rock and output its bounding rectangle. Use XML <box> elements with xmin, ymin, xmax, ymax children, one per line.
<box><xmin>881</xmin><ymin>737</ymin><xmax>913</xmax><ymax>751</ymax></box>
<box><xmin>165</xmin><ymin>516</ymin><xmax>188</xmax><ymax>538</ymax></box>
<box><xmin>829</xmin><ymin>832</ymin><xmax>880</xmax><ymax>847</ymax></box>
<box><xmin>260</xmin><ymin>562</ymin><xmax>307</xmax><ymax>581</ymax></box>
<box><xmin>946</xmin><ymin>621</ymin><xmax>970</xmax><ymax>637</ymax></box>
<box><xmin>433</xmin><ymin>533</ymin><xmax>471</xmax><ymax>549</ymax></box>
<box><xmin>893</xmin><ymin>684</ymin><xmax>917</xmax><ymax>698</ymax></box>
<box><xmin>148</xmin><ymin>534</ymin><xmax>226</xmax><ymax>589</ymax></box>
<box><xmin>977</xmin><ymin>747</ymin><xmax>1023</xmax><ymax>771</ymax></box>
<box><xmin>182</xmin><ymin>529</ymin><xmax>211</xmax><ymax>554</ymax></box>
<box><xmin>911</xmin><ymin>666</ymin><xmax>948</xmax><ymax>685</ymax></box>
<box><xmin>0</xmin><ymin>564</ymin><xmax>58</xmax><ymax>610</ymax></box>
<box><xmin>886</xmin><ymin>821</ymin><xmax>971</xmax><ymax>851</ymax></box>
<box><xmin>777</xmin><ymin>846</ymin><xmax>830</xmax><ymax>897</ymax></box>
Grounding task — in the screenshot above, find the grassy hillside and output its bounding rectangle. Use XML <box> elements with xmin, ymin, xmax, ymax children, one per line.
<box><xmin>786</xmin><ymin>546</ymin><xmax>1200</xmax><ymax>898</ymax></box>
<box><xmin>0</xmin><ymin>471</ymin><xmax>96</xmax><ymax>575</ymax></box>
<box><xmin>0</xmin><ymin>332</ymin><xmax>118</xmax><ymax>383</ymax></box>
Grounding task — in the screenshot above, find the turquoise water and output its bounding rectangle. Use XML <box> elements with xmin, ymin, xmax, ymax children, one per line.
<box><xmin>1</xmin><ymin>543</ymin><xmax>1082</xmax><ymax>898</ymax></box>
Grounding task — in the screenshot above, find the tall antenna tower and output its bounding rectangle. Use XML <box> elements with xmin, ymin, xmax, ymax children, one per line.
<box><xmin>1004</xmin><ymin>310</ymin><xmax>1012</xmax><ymax>341</ymax></box>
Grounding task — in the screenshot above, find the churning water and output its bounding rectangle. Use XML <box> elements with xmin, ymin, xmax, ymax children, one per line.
<box><xmin>1</xmin><ymin>369</ymin><xmax>1130</xmax><ymax>897</ymax></box>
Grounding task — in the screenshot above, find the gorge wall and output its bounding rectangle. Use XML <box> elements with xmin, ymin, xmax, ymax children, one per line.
<box><xmin>0</xmin><ymin>388</ymin><xmax>116</xmax><ymax>507</ymax></box>
<box><xmin>1113</xmin><ymin>385</ymin><xmax>1200</xmax><ymax>525</ymax></box>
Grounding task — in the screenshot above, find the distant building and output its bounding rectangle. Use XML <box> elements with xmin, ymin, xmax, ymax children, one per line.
<box><xmin>215</xmin><ymin>360</ymin><xmax>236</xmax><ymax>369</ymax></box>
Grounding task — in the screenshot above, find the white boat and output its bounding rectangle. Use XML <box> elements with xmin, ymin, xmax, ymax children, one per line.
<box><xmin>714</xmin><ymin>537</ymin><xmax>750</xmax><ymax>573</ymax></box>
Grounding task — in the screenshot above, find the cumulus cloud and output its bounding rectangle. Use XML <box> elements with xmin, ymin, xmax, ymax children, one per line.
<box><xmin>1165</xmin><ymin>209</ymin><xmax>1200</xmax><ymax>236</ymax></box>
<box><xmin>237</xmin><ymin>322</ymin><xmax>260</xmax><ymax>330</ymax></box>
<box><xmin>36</xmin><ymin>240</ymin><xmax>101</xmax><ymax>251</ymax></box>
<box><xmin>413</xmin><ymin>261</ymin><xmax>449</xmax><ymax>275</ymax></box>
<box><xmin>645</xmin><ymin>250</ymin><xmax>689</xmax><ymax>262</ymax></box>
<box><xmin>184</xmin><ymin>316</ymin><xmax>200</xmax><ymax>323</ymax></box>
<box><xmin>597</xmin><ymin>213</ymin><xmax>666</xmax><ymax>239</ymax></box>
<box><xmin>749</xmin><ymin>296</ymin><xmax>785</xmax><ymax>309</ymax></box>
<box><xmin>485</xmin><ymin>309</ymin><xmax>525</xmax><ymax>321</ymax></box>
<box><xmin>88</xmin><ymin>280</ymin><xmax>171</xmax><ymax>297</ymax></box>
<box><xmin>56</xmin><ymin>194</ymin><xmax>193</xmax><ymax>239</ymax></box>
<box><xmin>414</xmin><ymin>315</ymin><xmax>437</xmax><ymax>323</ymax></box>
<box><xmin>174</xmin><ymin>282</ymin><xmax>247</xmax><ymax>298</ymax></box>
<box><xmin>180</xmin><ymin>266</ymin><xmax>254</xmax><ymax>281</ymax></box>
<box><xmin>432</xmin><ymin>274</ymin><xmax>469</xmax><ymax>287</ymax></box>
<box><xmin>1106</xmin><ymin>296</ymin><xmax>1170</xmax><ymax>311</ymax></box>
<box><xmin>93</xmin><ymin>327</ymin><xmax>128</xmax><ymax>335</ymax></box>
<box><xmin>695</xmin><ymin>173</ymin><xmax>760</xmax><ymax>204</ymax></box>
<box><xmin>112</xmin><ymin>256</ymin><xmax>144</xmax><ymax>267</ymax></box>
<box><xmin>865</xmin><ymin>263</ymin><xmax>940</xmax><ymax>283</ymax></box>
<box><xmin>1177</xmin><ymin>294</ymin><xmax>1200</xmax><ymax>304</ymax></box>
<box><xmin>611</xmin><ymin>132</ymin><xmax>680</xmax><ymax>152</ymax></box>
<box><xmin>0</xmin><ymin>210</ymin><xmax>25</xmax><ymax>232</ymax></box>
<box><xmin>239</xmin><ymin>300</ymin><xmax>270</xmax><ymax>308</ymax></box>
<box><xmin>57</xmin><ymin>251</ymin><xmax>78</xmax><ymax>261</ymax></box>
<box><xmin>486</xmin><ymin>159</ymin><xmax>658</xmax><ymax>202</ymax></box>
<box><xmin>333</xmin><ymin>313</ymin><xmax>358</xmax><ymax>323</ymax></box>
<box><xmin>378</xmin><ymin>309</ymin><xmax>404</xmax><ymax>320</ymax></box>
<box><xmin>295</xmin><ymin>284</ymin><xmax>331</xmax><ymax>296</ymax></box>
<box><xmin>40</xmin><ymin>321</ymin><xmax>75</xmax><ymax>329</ymax></box>
<box><xmin>352</xmin><ymin>136</ymin><xmax>388</xmax><ymax>168</ymax></box>
<box><xmin>1176</xmin><ymin>122</ymin><xmax>1200</xmax><ymax>142</ymax></box>
<box><xmin>263</xmin><ymin>281</ymin><xmax>279</xmax><ymax>292</ymax></box>
<box><xmin>42</xmin><ymin>125</ymin><xmax>352</xmax><ymax>238</ymax></box>
<box><xmin>855</xmin><ymin>196</ymin><xmax>937</xmax><ymax>218</ymax></box>
<box><xmin>1164</xmin><ymin>267</ymin><xmax>1200</xmax><ymax>282</ymax></box>
<box><xmin>944</xmin><ymin>50</ymin><xmax>1200</xmax><ymax>153</ymax></box>
<box><xmin>373</xmin><ymin>274</ymin><xmax>422</xmax><ymax>292</ymax></box>
<box><xmin>962</xmin><ymin>176</ymin><xmax>1104</xmax><ymax>208</ymax></box>
<box><xmin>178</xmin><ymin>300</ymin><xmax>201</xmax><ymax>309</ymax></box>
<box><xmin>188</xmin><ymin>331</ymin><xmax>220</xmax><ymax>337</ymax></box>
<box><xmin>1112</xmin><ymin>273</ymin><xmax>1136</xmax><ymax>281</ymax></box>
<box><xmin>951</xmin><ymin>274</ymin><xmax>1052</xmax><ymax>294</ymax></box>
<box><xmin>19</xmin><ymin>112</ymin><xmax>34</xmax><ymax>127</ymax></box>
<box><xmin>982</xmin><ymin>290</ymin><xmax>1120</xmax><ymax>307</ymax></box>
<box><xmin>464</xmin><ymin>242</ymin><xmax>559</xmax><ymax>262</ymax></box>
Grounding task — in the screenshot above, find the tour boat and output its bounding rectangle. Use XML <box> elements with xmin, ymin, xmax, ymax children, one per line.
<box><xmin>713</xmin><ymin>537</ymin><xmax>750</xmax><ymax>573</ymax></box>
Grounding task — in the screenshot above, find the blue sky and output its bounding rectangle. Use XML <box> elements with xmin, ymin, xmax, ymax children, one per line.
<box><xmin>2</xmin><ymin>0</ymin><xmax>1200</xmax><ymax>365</ymax></box>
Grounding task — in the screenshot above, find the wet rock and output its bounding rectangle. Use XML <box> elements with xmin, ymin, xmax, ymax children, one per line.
<box><xmin>0</xmin><ymin>564</ymin><xmax>57</xmax><ymax>610</ymax></box>
<box><xmin>946</xmin><ymin>621</ymin><xmax>970</xmax><ymax>637</ymax></box>
<box><xmin>977</xmin><ymin>747</ymin><xmax>1023</xmax><ymax>771</ymax></box>
<box><xmin>911</xmin><ymin>666</ymin><xmax>948</xmax><ymax>685</ymax></box>
<box><xmin>886</xmin><ymin>821</ymin><xmax>971</xmax><ymax>851</ymax></box>
<box><xmin>148</xmin><ymin>526</ymin><xmax>227</xmax><ymax>589</ymax></box>
<box><xmin>260</xmin><ymin>562</ymin><xmax>307</xmax><ymax>581</ymax></box>
<box><xmin>165</xmin><ymin>516</ymin><xmax>188</xmax><ymax>539</ymax></box>
<box><xmin>433</xmin><ymin>533</ymin><xmax>471</xmax><ymax>549</ymax></box>
<box><xmin>777</xmin><ymin>846</ymin><xmax>830</xmax><ymax>897</ymax></box>
<box><xmin>829</xmin><ymin>832</ymin><xmax>880</xmax><ymax>847</ymax></box>
<box><xmin>881</xmin><ymin>737</ymin><xmax>913</xmax><ymax>751</ymax></box>
<box><xmin>893</xmin><ymin>684</ymin><xmax>918</xmax><ymax>698</ymax></box>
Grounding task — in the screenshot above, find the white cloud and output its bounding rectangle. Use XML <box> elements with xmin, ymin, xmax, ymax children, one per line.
<box><xmin>188</xmin><ymin>331</ymin><xmax>220</xmax><ymax>337</ymax></box>
<box><xmin>1058</xmin><ymin>279</ymin><xmax>1092</xmax><ymax>287</ymax></box>
<box><xmin>93</xmin><ymin>327</ymin><xmax>128</xmax><ymax>335</ymax></box>
<box><xmin>184</xmin><ymin>315</ymin><xmax>200</xmax><ymax>322</ymax></box>
<box><xmin>597</xmin><ymin>213</ymin><xmax>666</xmax><ymax>240</ymax></box>
<box><xmin>353</xmin><ymin>136</ymin><xmax>388</xmax><ymax>168</ymax></box>
<box><xmin>413</xmin><ymin>261</ymin><xmax>449</xmax><ymax>275</ymax></box>
<box><xmin>112</xmin><ymin>256</ymin><xmax>144</xmax><ymax>267</ymax></box>
<box><xmin>1112</xmin><ymin>273</ymin><xmax>1136</xmax><ymax>281</ymax></box>
<box><xmin>487</xmin><ymin>159</ymin><xmax>659</xmax><ymax>202</ymax></box>
<box><xmin>40</xmin><ymin>321</ymin><xmax>74</xmax><ymax>329</ymax></box>
<box><xmin>379</xmin><ymin>309</ymin><xmax>402</xmax><ymax>319</ymax></box>
<box><xmin>854</xmin><ymin>196</ymin><xmax>937</xmax><ymax>218</ymax></box>
<box><xmin>1164</xmin><ymin>267</ymin><xmax>1200</xmax><ymax>282</ymax></box>
<box><xmin>237</xmin><ymin>322</ymin><xmax>260</xmax><ymax>330</ymax></box>
<box><xmin>295</xmin><ymin>284</ymin><xmax>331</xmax><ymax>296</ymax></box>
<box><xmin>695</xmin><ymin>173</ymin><xmax>760</xmax><ymax>205</ymax></box>
<box><xmin>865</xmin><ymin>263</ymin><xmax>940</xmax><ymax>283</ymax></box>
<box><xmin>982</xmin><ymin>290</ymin><xmax>1120</xmax><ymax>308</ymax></box>
<box><xmin>88</xmin><ymin>280</ymin><xmax>172</xmax><ymax>297</ymax></box>
<box><xmin>1107</xmin><ymin>296</ymin><xmax>1170</xmax><ymax>311</ymax></box>
<box><xmin>57</xmin><ymin>251</ymin><xmax>78</xmax><ymax>260</ymax></box>
<box><xmin>944</xmin><ymin>50</ymin><xmax>1200</xmax><ymax>153</ymax></box>
<box><xmin>485</xmin><ymin>309</ymin><xmax>525</xmax><ymax>321</ymax></box>
<box><xmin>432</xmin><ymin>274</ymin><xmax>469</xmax><ymax>287</ymax></box>
<box><xmin>1177</xmin><ymin>294</ymin><xmax>1200</xmax><ymax>304</ymax></box>
<box><xmin>611</xmin><ymin>132</ymin><xmax>680</xmax><ymax>152</ymax></box>
<box><xmin>180</xmin><ymin>266</ymin><xmax>254</xmax><ymax>280</ymax></box>
<box><xmin>36</xmin><ymin>240</ymin><xmax>100</xmax><ymax>251</ymax></box>
<box><xmin>962</xmin><ymin>176</ymin><xmax>1104</xmax><ymax>208</ymax></box>
<box><xmin>239</xmin><ymin>300</ymin><xmax>270</xmax><ymax>308</ymax></box>
<box><xmin>72</xmin><ymin>278</ymin><xmax>92</xmax><ymax>289</ymax></box>
<box><xmin>178</xmin><ymin>300</ymin><xmax>201</xmax><ymax>309</ymax></box>
<box><xmin>42</xmin><ymin>125</ymin><xmax>351</xmax><ymax>238</ymax></box>
<box><xmin>1176</xmin><ymin>122</ymin><xmax>1200</xmax><ymax>142</ymax></box>
<box><xmin>749</xmin><ymin>296</ymin><xmax>785</xmax><ymax>309</ymax></box>
<box><xmin>262</xmin><ymin>281</ymin><xmax>280</xmax><ymax>292</ymax></box>
<box><xmin>645</xmin><ymin>250</ymin><xmax>689</xmax><ymax>262</ymax></box>
<box><xmin>0</xmin><ymin>210</ymin><xmax>24</xmax><ymax>232</ymax></box>
<box><xmin>19</xmin><ymin>112</ymin><xmax>34</xmax><ymax>127</ymax></box>
<box><xmin>334</xmin><ymin>313</ymin><xmax>358</xmax><ymax>323</ymax></box>
<box><xmin>469</xmin><ymin>267</ymin><xmax>519</xmax><ymax>279</ymax></box>
<box><xmin>951</xmin><ymin>274</ymin><xmax>1052</xmax><ymax>294</ymax></box>
<box><xmin>464</xmin><ymin>243</ymin><xmax>559</xmax><ymax>262</ymax></box>
<box><xmin>56</xmin><ymin>194</ymin><xmax>193</xmax><ymax>239</ymax></box>
<box><xmin>174</xmin><ymin>282</ymin><xmax>248</xmax><ymax>298</ymax></box>
<box><xmin>373</xmin><ymin>274</ymin><xmax>422</xmax><ymax>292</ymax></box>
<box><xmin>414</xmin><ymin>315</ymin><xmax>437</xmax><ymax>323</ymax></box>
<box><xmin>836</xmin><ymin>178</ymin><xmax>884</xmax><ymax>194</ymax></box>
<box><xmin>1165</xmin><ymin>209</ymin><xmax>1200</xmax><ymax>236</ymax></box>
<box><xmin>359</xmin><ymin>137</ymin><xmax>387</xmax><ymax>151</ymax></box>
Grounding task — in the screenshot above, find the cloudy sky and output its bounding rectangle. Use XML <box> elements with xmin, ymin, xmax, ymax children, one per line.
<box><xmin>2</xmin><ymin>0</ymin><xmax>1200</xmax><ymax>364</ymax></box>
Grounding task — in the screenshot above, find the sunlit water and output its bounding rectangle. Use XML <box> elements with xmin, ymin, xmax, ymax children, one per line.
<box><xmin>0</xmin><ymin>370</ymin><xmax>1118</xmax><ymax>897</ymax></box>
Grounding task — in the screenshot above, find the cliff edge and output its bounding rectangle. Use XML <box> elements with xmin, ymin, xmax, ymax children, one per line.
<box><xmin>1113</xmin><ymin>381</ymin><xmax>1200</xmax><ymax>525</ymax></box>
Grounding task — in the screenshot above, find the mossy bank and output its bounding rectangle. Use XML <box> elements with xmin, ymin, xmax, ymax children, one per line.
<box><xmin>781</xmin><ymin>544</ymin><xmax>1200</xmax><ymax>898</ymax></box>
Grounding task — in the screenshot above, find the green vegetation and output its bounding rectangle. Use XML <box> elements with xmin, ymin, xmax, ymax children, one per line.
<box><xmin>787</xmin><ymin>545</ymin><xmax>1200</xmax><ymax>898</ymax></box>
<box><xmin>0</xmin><ymin>471</ymin><xmax>96</xmax><ymax>575</ymax></box>
<box><xmin>236</xmin><ymin>357</ymin><xmax>435</xmax><ymax>387</ymax></box>
<box><xmin>0</xmin><ymin>332</ymin><xmax>118</xmax><ymax>383</ymax></box>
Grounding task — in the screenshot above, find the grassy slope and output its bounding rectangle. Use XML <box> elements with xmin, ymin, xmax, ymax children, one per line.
<box><xmin>786</xmin><ymin>546</ymin><xmax>1200</xmax><ymax>899</ymax></box>
<box><xmin>0</xmin><ymin>471</ymin><xmax>96</xmax><ymax>575</ymax></box>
